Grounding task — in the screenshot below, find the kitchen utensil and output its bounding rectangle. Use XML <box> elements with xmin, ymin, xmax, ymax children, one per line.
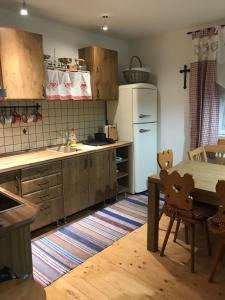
<box><xmin>27</xmin><ymin>111</ymin><xmax>37</xmax><ymax>123</ymax></box>
<box><xmin>58</xmin><ymin>58</ymin><xmax>72</xmax><ymax>65</ymax></box>
<box><xmin>123</xmin><ymin>56</ymin><xmax>150</xmax><ymax>84</ymax></box>
<box><xmin>104</xmin><ymin>125</ymin><xmax>118</xmax><ymax>141</ymax></box>
<box><xmin>75</xmin><ymin>58</ymin><xmax>87</xmax><ymax>71</ymax></box>
<box><xmin>22</xmin><ymin>112</ymin><xmax>28</xmax><ymax>123</ymax></box>
<box><xmin>35</xmin><ymin>110</ymin><xmax>42</xmax><ymax>122</ymax></box>
<box><xmin>94</xmin><ymin>132</ymin><xmax>106</xmax><ymax>141</ymax></box>
<box><xmin>0</xmin><ymin>114</ymin><xmax>5</xmax><ymax>125</ymax></box>
<box><xmin>12</xmin><ymin>111</ymin><xmax>21</xmax><ymax>124</ymax></box>
<box><xmin>5</xmin><ymin>114</ymin><xmax>13</xmax><ymax>124</ymax></box>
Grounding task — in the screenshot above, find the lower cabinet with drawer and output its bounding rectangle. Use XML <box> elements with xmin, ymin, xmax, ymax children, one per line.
<box><xmin>21</xmin><ymin>161</ymin><xmax>63</xmax><ymax>231</ymax></box>
<box><xmin>63</xmin><ymin>150</ymin><xmax>117</xmax><ymax>217</ymax></box>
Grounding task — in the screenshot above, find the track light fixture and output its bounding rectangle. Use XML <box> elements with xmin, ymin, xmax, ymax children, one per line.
<box><xmin>101</xmin><ymin>15</ymin><xmax>109</xmax><ymax>31</ymax></box>
<box><xmin>20</xmin><ymin>0</ymin><xmax>28</xmax><ymax>16</ymax></box>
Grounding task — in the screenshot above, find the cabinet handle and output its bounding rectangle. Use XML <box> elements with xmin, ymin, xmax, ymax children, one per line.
<box><xmin>38</xmin><ymin>193</ymin><xmax>50</xmax><ymax>199</ymax></box>
<box><xmin>15</xmin><ymin>176</ymin><xmax>20</xmax><ymax>194</ymax></box>
<box><xmin>84</xmin><ymin>157</ymin><xmax>88</xmax><ymax>169</ymax></box>
<box><xmin>139</xmin><ymin>129</ymin><xmax>151</xmax><ymax>133</ymax></box>
<box><xmin>139</xmin><ymin>114</ymin><xmax>151</xmax><ymax>118</ymax></box>
<box><xmin>42</xmin><ymin>85</ymin><xmax>46</xmax><ymax>98</ymax></box>
<box><xmin>97</xmin><ymin>89</ymin><xmax>100</xmax><ymax>98</ymax></box>
<box><xmin>38</xmin><ymin>181</ymin><xmax>49</xmax><ymax>186</ymax></box>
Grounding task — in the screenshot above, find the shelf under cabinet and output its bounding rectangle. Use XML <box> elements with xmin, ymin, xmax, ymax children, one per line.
<box><xmin>117</xmin><ymin>184</ymin><xmax>128</xmax><ymax>194</ymax></box>
<box><xmin>117</xmin><ymin>172</ymin><xmax>128</xmax><ymax>179</ymax></box>
<box><xmin>116</xmin><ymin>158</ymin><xmax>128</xmax><ymax>164</ymax></box>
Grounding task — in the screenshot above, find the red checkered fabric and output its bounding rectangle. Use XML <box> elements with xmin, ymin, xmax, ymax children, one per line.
<box><xmin>189</xmin><ymin>29</ymin><xmax>220</xmax><ymax>149</ymax></box>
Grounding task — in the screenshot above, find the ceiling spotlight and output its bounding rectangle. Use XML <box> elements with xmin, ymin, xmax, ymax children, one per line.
<box><xmin>101</xmin><ymin>15</ymin><xmax>109</xmax><ymax>31</ymax></box>
<box><xmin>20</xmin><ymin>0</ymin><xmax>28</xmax><ymax>16</ymax></box>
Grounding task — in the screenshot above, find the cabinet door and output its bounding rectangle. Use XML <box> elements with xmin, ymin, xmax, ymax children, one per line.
<box><xmin>93</xmin><ymin>47</ymin><xmax>118</xmax><ymax>100</ymax></box>
<box><xmin>63</xmin><ymin>155</ymin><xmax>89</xmax><ymax>217</ymax></box>
<box><xmin>0</xmin><ymin>171</ymin><xmax>20</xmax><ymax>195</ymax></box>
<box><xmin>108</xmin><ymin>149</ymin><xmax>117</xmax><ymax>199</ymax></box>
<box><xmin>0</xmin><ymin>28</ymin><xmax>45</xmax><ymax>100</ymax></box>
<box><xmin>88</xmin><ymin>151</ymin><xmax>110</xmax><ymax>205</ymax></box>
<box><xmin>79</xmin><ymin>46</ymin><xmax>118</xmax><ymax>100</ymax></box>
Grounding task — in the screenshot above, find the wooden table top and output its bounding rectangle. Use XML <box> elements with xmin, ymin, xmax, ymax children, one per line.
<box><xmin>149</xmin><ymin>160</ymin><xmax>225</xmax><ymax>197</ymax></box>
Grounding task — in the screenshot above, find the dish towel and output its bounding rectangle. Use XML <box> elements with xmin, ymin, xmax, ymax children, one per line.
<box><xmin>45</xmin><ymin>68</ymin><xmax>92</xmax><ymax>100</ymax></box>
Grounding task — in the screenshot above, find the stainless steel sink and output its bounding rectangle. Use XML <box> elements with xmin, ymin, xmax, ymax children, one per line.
<box><xmin>48</xmin><ymin>145</ymin><xmax>82</xmax><ymax>153</ymax></box>
<box><xmin>0</xmin><ymin>193</ymin><xmax>21</xmax><ymax>213</ymax></box>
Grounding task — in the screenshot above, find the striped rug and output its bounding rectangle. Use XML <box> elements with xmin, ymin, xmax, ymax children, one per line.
<box><xmin>32</xmin><ymin>192</ymin><xmax>160</xmax><ymax>287</ymax></box>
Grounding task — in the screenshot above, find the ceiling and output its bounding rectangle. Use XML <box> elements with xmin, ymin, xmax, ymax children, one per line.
<box><xmin>0</xmin><ymin>0</ymin><xmax>225</xmax><ymax>40</ymax></box>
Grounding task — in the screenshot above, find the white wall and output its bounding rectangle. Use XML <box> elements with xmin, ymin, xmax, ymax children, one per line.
<box><xmin>130</xmin><ymin>30</ymin><xmax>192</xmax><ymax>164</ymax></box>
<box><xmin>0</xmin><ymin>7</ymin><xmax>129</xmax><ymax>83</ymax></box>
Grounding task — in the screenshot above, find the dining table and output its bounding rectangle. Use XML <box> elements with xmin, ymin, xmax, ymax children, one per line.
<box><xmin>147</xmin><ymin>160</ymin><xmax>225</xmax><ymax>252</ymax></box>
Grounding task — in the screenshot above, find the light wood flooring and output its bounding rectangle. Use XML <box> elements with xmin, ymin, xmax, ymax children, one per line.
<box><xmin>45</xmin><ymin>216</ymin><xmax>225</xmax><ymax>300</ymax></box>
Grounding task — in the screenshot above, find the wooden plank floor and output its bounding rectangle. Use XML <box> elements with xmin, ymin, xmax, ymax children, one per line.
<box><xmin>45</xmin><ymin>216</ymin><xmax>225</xmax><ymax>300</ymax></box>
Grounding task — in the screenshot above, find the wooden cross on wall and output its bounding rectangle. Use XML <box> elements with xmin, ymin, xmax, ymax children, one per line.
<box><xmin>180</xmin><ymin>65</ymin><xmax>190</xmax><ymax>89</ymax></box>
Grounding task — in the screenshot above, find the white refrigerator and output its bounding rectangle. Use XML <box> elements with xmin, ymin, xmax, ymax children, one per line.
<box><xmin>107</xmin><ymin>83</ymin><xmax>157</xmax><ymax>193</ymax></box>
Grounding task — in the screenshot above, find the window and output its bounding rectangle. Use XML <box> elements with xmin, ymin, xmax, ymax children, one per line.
<box><xmin>219</xmin><ymin>88</ymin><xmax>225</xmax><ymax>136</ymax></box>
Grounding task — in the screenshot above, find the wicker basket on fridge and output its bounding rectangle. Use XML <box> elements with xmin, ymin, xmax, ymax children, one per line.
<box><xmin>123</xmin><ymin>56</ymin><xmax>150</xmax><ymax>84</ymax></box>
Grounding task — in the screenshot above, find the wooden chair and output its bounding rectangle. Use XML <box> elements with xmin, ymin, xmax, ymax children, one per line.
<box><xmin>157</xmin><ymin>149</ymin><xmax>189</xmax><ymax>243</ymax></box>
<box><xmin>157</xmin><ymin>149</ymin><xmax>173</xmax><ymax>170</ymax></box>
<box><xmin>188</xmin><ymin>146</ymin><xmax>207</xmax><ymax>162</ymax></box>
<box><xmin>159</xmin><ymin>169</ymin><xmax>215</xmax><ymax>273</ymax></box>
<box><xmin>204</xmin><ymin>144</ymin><xmax>225</xmax><ymax>165</ymax></box>
<box><xmin>157</xmin><ymin>149</ymin><xmax>173</xmax><ymax>220</ymax></box>
<box><xmin>218</xmin><ymin>138</ymin><xmax>225</xmax><ymax>145</ymax></box>
<box><xmin>209</xmin><ymin>180</ymin><xmax>225</xmax><ymax>282</ymax></box>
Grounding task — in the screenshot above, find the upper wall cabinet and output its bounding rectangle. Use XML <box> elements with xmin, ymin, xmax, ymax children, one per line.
<box><xmin>0</xmin><ymin>28</ymin><xmax>45</xmax><ymax>100</ymax></box>
<box><xmin>79</xmin><ymin>46</ymin><xmax>118</xmax><ymax>101</ymax></box>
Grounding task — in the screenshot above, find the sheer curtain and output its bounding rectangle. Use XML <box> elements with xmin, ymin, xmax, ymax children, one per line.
<box><xmin>189</xmin><ymin>28</ymin><xmax>220</xmax><ymax>149</ymax></box>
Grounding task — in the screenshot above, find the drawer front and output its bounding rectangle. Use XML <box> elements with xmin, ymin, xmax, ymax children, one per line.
<box><xmin>21</xmin><ymin>161</ymin><xmax>61</xmax><ymax>181</ymax></box>
<box><xmin>31</xmin><ymin>197</ymin><xmax>63</xmax><ymax>231</ymax></box>
<box><xmin>23</xmin><ymin>185</ymin><xmax>62</xmax><ymax>204</ymax></box>
<box><xmin>22</xmin><ymin>173</ymin><xmax>62</xmax><ymax>195</ymax></box>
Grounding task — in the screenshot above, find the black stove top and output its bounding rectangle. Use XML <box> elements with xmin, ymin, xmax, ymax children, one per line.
<box><xmin>83</xmin><ymin>138</ymin><xmax>115</xmax><ymax>146</ymax></box>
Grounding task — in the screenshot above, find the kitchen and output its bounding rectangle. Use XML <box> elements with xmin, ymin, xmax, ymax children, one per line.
<box><xmin>1</xmin><ymin>1</ymin><xmax>225</xmax><ymax>300</ymax></box>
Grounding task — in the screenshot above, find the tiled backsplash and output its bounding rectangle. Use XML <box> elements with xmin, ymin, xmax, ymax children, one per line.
<box><xmin>0</xmin><ymin>100</ymin><xmax>106</xmax><ymax>154</ymax></box>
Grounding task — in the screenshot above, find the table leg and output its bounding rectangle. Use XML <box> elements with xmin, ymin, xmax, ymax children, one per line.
<box><xmin>147</xmin><ymin>180</ymin><xmax>159</xmax><ymax>252</ymax></box>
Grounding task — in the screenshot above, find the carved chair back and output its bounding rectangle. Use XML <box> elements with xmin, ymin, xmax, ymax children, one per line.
<box><xmin>157</xmin><ymin>149</ymin><xmax>173</xmax><ymax>170</ymax></box>
<box><xmin>160</xmin><ymin>169</ymin><xmax>194</xmax><ymax>218</ymax></box>
<box><xmin>188</xmin><ymin>146</ymin><xmax>207</xmax><ymax>162</ymax></box>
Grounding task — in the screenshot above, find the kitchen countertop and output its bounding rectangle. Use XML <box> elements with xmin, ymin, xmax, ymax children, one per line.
<box><xmin>0</xmin><ymin>187</ymin><xmax>38</xmax><ymax>237</ymax></box>
<box><xmin>0</xmin><ymin>141</ymin><xmax>132</xmax><ymax>174</ymax></box>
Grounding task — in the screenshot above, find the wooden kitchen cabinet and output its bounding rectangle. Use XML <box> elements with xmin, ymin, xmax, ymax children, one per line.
<box><xmin>21</xmin><ymin>161</ymin><xmax>63</xmax><ymax>231</ymax></box>
<box><xmin>0</xmin><ymin>28</ymin><xmax>45</xmax><ymax>100</ymax></box>
<box><xmin>108</xmin><ymin>149</ymin><xmax>117</xmax><ymax>199</ymax></box>
<box><xmin>78</xmin><ymin>46</ymin><xmax>118</xmax><ymax>100</ymax></box>
<box><xmin>0</xmin><ymin>171</ymin><xmax>20</xmax><ymax>195</ymax></box>
<box><xmin>88</xmin><ymin>150</ymin><xmax>110</xmax><ymax>205</ymax></box>
<box><xmin>63</xmin><ymin>155</ymin><xmax>89</xmax><ymax>217</ymax></box>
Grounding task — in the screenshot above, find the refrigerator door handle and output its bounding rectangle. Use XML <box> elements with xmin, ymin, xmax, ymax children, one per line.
<box><xmin>139</xmin><ymin>114</ymin><xmax>151</xmax><ymax>118</ymax></box>
<box><xmin>139</xmin><ymin>129</ymin><xmax>151</xmax><ymax>133</ymax></box>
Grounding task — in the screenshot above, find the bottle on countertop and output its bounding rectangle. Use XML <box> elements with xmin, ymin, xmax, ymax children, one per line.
<box><xmin>68</xmin><ymin>128</ymin><xmax>78</xmax><ymax>148</ymax></box>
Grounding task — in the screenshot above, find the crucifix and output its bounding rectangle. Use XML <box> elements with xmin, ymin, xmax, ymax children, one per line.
<box><xmin>179</xmin><ymin>64</ymin><xmax>190</xmax><ymax>89</ymax></box>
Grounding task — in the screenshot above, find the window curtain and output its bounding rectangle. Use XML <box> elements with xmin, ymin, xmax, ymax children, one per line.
<box><xmin>189</xmin><ymin>28</ymin><xmax>220</xmax><ymax>149</ymax></box>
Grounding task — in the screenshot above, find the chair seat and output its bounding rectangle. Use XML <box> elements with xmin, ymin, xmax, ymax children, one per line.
<box><xmin>192</xmin><ymin>202</ymin><xmax>217</xmax><ymax>221</ymax></box>
<box><xmin>211</xmin><ymin>214</ymin><xmax>225</xmax><ymax>230</ymax></box>
<box><xmin>165</xmin><ymin>202</ymin><xmax>217</xmax><ymax>221</ymax></box>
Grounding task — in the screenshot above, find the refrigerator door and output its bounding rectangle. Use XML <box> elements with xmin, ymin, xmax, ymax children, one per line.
<box><xmin>132</xmin><ymin>88</ymin><xmax>157</xmax><ymax>123</ymax></box>
<box><xmin>133</xmin><ymin>122</ymin><xmax>157</xmax><ymax>193</ymax></box>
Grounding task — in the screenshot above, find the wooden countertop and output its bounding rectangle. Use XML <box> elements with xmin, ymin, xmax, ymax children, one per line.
<box><xmin>0</xmin><ymin>187</ymin><xmax>38</xmax><ymax>237</ymax></box>
<box><xmin>0</xmin><ymin>141</ymin><xmax>132</xmax><ymax>174</ymax></box>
